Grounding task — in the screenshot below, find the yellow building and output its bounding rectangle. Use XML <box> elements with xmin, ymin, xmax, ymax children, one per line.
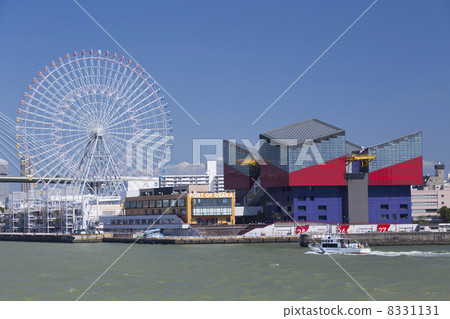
<box><xmin>124</xmin><ymin>185</ymin><xmax>235</xmax><ymax>225</ymax></box>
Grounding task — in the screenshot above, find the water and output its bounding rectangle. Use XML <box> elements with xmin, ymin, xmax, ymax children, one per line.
<box><xmin>0</xmin><ymin>241</ymin><xmax>449</xmax><ymax>301</ymax></box>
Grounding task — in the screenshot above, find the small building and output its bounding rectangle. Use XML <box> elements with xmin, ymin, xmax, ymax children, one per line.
<box><xmin>101</xmin><ymin>185</ymin><xmax>235</xmax><ymax>236</ymax></box>
<box><xmin>124</xmin><ymin>185</ymin><xmax>235</xmax><ymax>225</ymax></box>
<box><xmin>411</xmin><ymin>163</ymin><xmax>450</xmax><ymax>221</ymax></box>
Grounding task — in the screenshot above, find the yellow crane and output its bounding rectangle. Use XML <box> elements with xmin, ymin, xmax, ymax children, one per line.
<box><xmin>345</xmin><ymin>154</ymin><xmax>376</xmax><ymax>168</ymax></box>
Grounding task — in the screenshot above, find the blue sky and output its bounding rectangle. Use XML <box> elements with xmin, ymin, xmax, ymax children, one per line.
<box><xmin>0</xmin><ymin>0</ymin><xmax>449</xmax><ymax>177</ymax></box>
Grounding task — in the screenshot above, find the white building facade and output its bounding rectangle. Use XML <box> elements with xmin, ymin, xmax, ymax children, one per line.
<box><xmin>411</xmin><ymin>186</ymin><xmax>450</xmax><ymax>221</ymax></box>
<box><xmin>159</xmin><ymin>161</ymin><xmax>224</xmax><ymax>192</ymax></box>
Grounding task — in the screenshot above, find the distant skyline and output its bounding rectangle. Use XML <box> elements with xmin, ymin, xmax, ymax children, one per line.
<box><xmin>0</xmin><ymin>0</ymin><xmax>449</xmax><ymax>177</ymax></box>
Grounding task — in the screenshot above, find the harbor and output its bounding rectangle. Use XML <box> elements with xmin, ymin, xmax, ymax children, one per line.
<box><xmin>2</xmin><ymin>230</ymin><xmax>450</xmax><ymax>246</ymax></box>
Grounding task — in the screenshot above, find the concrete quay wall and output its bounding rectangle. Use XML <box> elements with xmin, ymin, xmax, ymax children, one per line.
<box><xmin>339</xmin><ymin>232</ymin><xmax>450</xmax><ymax>246</ymax></box>
<box><xmin>0</xmin><ymin>233</ymin><xmax>75</xmax><ymax>243</ymax></box>
<box><xmin>103</xmin><ymin>236</ymin><xmax>299</xmax><ymax>245</ymax></box>
<box><xmin>0</xmin><ymin>233</ymin><xmax>112</xmax><ymax>243</ymax></box>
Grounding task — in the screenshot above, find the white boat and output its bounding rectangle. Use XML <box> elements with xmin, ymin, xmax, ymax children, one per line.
<box><xmin>308</xmin><ymin>234</ymin><xmax>370</xmax><ymax>254</ymax></box>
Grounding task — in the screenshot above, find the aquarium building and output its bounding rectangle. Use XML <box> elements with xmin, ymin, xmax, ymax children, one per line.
<box><xmin>223</xmin><ymin>119</ymin><xmax>422</xmax><ymax>224</ymax></box>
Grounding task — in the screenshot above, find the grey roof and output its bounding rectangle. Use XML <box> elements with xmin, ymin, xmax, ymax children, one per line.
<box><xmin>260</xmin><ymin>119</ymin><xmax>344</xmax><ymax>145</ymax></box>
<box><xmin>346</xmin><ymin>141</ymin><xmax>363</xmax><ymax>155</ymax></box>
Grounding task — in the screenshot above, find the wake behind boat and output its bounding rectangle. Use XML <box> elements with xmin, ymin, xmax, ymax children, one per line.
<box><xmin>308</xmin><ymin>234</ymin><xmax>370</xmax><ymax>254</ymax></box>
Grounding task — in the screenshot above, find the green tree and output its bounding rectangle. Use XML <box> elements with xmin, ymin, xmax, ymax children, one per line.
<box><xmin>438</xmin><ymin>206</ymin><xmax>450</xmax><ymax>223</ymax></box>
<box><xmin>273</xmin><ymin>212</ymin><xmax>282</xmax><ymax>221</ymax></box>
<box><xmin>256</xmin><ymin>211</ymin><xmax>265</xmax><ymax>221</ymax></box>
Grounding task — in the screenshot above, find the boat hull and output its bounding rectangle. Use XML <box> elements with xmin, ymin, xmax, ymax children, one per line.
<box><xmin>309</xmin><ymin>246</ymin><xmax>371</xmax><ymax>254</ymax></box>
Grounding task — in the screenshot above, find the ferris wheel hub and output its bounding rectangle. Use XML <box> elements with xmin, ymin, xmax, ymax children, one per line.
<box><xmin>90</xmin><ymin>126</ymin><xmax>105</xmax><ymax>138</ymax></box>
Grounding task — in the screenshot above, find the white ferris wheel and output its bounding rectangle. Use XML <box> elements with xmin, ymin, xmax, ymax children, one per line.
<box><xmin>17</xmin><ymin>49</ymin><xmax>173</xmax><ymax>196</ymax></box>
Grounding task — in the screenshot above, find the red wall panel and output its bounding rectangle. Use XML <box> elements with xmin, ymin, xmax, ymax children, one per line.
<box><xmin>369</xmin><ymin>156</ymin><xmax>423</xmax><ymax>185</ymax></box>
<box><xmin>289</xmin><ymin>156</ymin><xmax>347</xmax><ymax>186</ymax></box>
<box><xmin>223</xmin><ymin>164</ymin><xmax>254</xmax><ymax>189</ymax></box>
<box><xmin>259</xmin><ymin>162</ymin><xmax>289</xmax><ymax>188</ymax></box>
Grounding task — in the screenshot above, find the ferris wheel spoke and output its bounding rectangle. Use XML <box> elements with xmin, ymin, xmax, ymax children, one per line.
<box><xmin>60</xmin><ymin>59</ymin><xmax>86</xmax><ymax>93</ymax></box>
<box><xmin>33</xmin><ymin>146</ymin><xmax>84</xmax><ymax>177</ymax></box>
<box><xmin>30</xmin><ymin>133</ymin><xmax>88</xmax><ymax>163</ymax></box>
<box><xmin>107</xmin><ymin>107</ymin><xmax>166</xmax><ymax>130</ymax></box>
<box><xmin>105</xmin><ymin>95</ymin><xmax>163</xmax><ymax>128</ymax></box>
<box><xmin>122</xmin><ymin>81</ymin><xmax>158</xmax><ymax>109</ymax></box>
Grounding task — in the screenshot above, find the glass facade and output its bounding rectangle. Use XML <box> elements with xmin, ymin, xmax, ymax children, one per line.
<box><xmin>368</xmin><ymin>132</ymin><xmax>422</xmax><ymax>172</ymax></box>
<box><xmin>258</xmin><ymin>134</ymin><xmax>345</xmax><ymax>173</ymax></box>
<box><xmin>192</xmin><ymin>198</ymin><xmax>232</xmax><ymax>216</ymax></box>
<box><xmin>223</xmin><ymin>140</ymin><xmax>259</xmax><ymax>177</ymax></box>
<box><xmin>288</xmin><ymin>135</ymin><xmax>345</xmax><ymax>172</ymax></box>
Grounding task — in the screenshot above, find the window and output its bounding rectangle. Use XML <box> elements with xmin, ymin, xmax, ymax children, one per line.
<box><xmin>149</xmin><ymin>200</ymin><xmax>155</xmax><ymax>208</ymax></box>
<box><xmin>181</xmin><ymin>209</ymin><xmax>186</xmax><ymax>216</ymax></box>
<box><xmin>298</xmin><ymin>206</ymin><xmax>306</xmax><ymax>211</ymax></box>
<box><xmin>411</xmin><ymin>202</ymin><xmax>438</xmax><ymax>207</ymax></box>
<box><xmin>442</xmin><ymin>202</ymin><xmax>445</xmax><ymax>205</ymax></box>
<box><xmin>143</xmin><ymin>201</ymin><xmax>149</xmax><ymax>208</ymax></box>
<box><xmin>400</xmin><ymin>214</ymin><xmax>408</xmax><ymax>219</ymax></box>
<box><xmin>380</xmin><ymin>204</ymin><xmax>389</xmax><ymax>210</ymax></box>
<box><xmin>318</xmin><ymin>205</ymin><xmax>327</xmax><ymax>211</ymax></box>
<box><xmin>135</xmin><ymin>219</ymin><xmax>140</xmax><ymax>225</ymax></box>
<box><xmin>297</xmin><ymin>216</ymin><xmax>306</xmax><ymax>221</ymax></box>
<box><xmin>380</xmin><ymin>214</ymin><xmax>389</xmax><ymax>220</ymax></box>
<box><xmin>156</xmin><ymin>200</ymin><xmax>162</xmax><ymax>208</ymax></box>
<box><xmin>441</xmin><ymin>194</ymin><xmax>445</xmax><ymax>197</ymax></box>
<box><xmin>125</xmin><ymin>202</ymin><xmax>130</xmax><ymax>209</ymax></box>
<box><xmin>170</xmin><ymin>199</ymin><xmax>177</xmax><ymax>207</ymax></box>
<box><xmin>287</xmin><ymin>196</ymin><xmax>290</xmax><ymax>202</ymax></box>
<box><xmin>297</xmin><ymin>196</ymin><xmax>306</xmax><ymax>201</ymax></box>
<box><xmin>137</xmin><ymin>201</ymin><xmax>143</xmax><ymax>208</ymax></box>
<box><xmin>400</xmin><ymin>204</ymin><xmax>408</xmax><ymax>209</ymax></box>
<box><xmin>287</xmin><ymin>206</ymin><xmax>292</xmax><ymax>212</ymax></box>
<box><xmin>178</xmin><ymin>198</ymin><xmax>185</xmax><ymax>207</ymax></box>
<box><xmin>318</xmin><ymin>215</ymin><xmax>327</xmax><ymax>221</ymax></box>
<box><xmin>163</xmin><ymin>200</ymin><xmax>169</xmax><ymax>207</ymax></box>
<box><xmin>411</xmin><ymin>195</ymin><xmax>437</xmax><ymax>199</ymax></box>
<box><xmin>145</xmin><ymin>210</ymin><xmax>151</xmax><ymax>215</ymax></box>
<box><xmin>129</xmin><ymin>219</ymin><xmax>134</xmax><ymax>225</ymax></box>
<box><xmin>310</xmin><ymin>196</ymin><xmax>315</xmax><ymax>201</ymax></box>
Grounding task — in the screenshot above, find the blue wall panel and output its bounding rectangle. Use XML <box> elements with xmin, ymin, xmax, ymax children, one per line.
<box><xmin>368</xmin><ymin>185</ymin><xmax>412</xmax><ymax>224</ymax></box>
